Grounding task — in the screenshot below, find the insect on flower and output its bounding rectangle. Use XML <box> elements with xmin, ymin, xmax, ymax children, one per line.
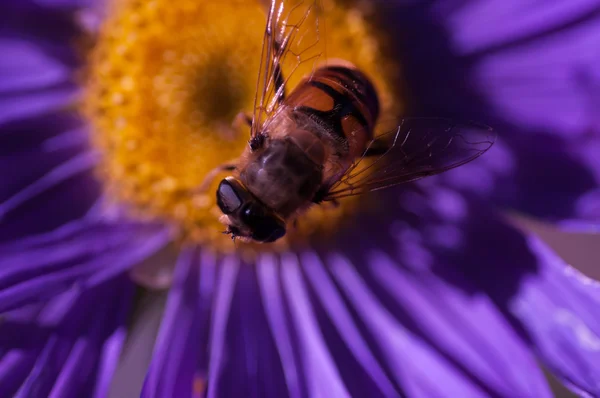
<box><xmin>200</xmin><ymin>0</ymin><xmax>496</xmax><ymax>243</ymax></box>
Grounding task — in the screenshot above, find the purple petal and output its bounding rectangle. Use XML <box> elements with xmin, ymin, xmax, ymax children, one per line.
<box><xmin>0</xmin><ymin>38</ymin><xmax>70</xmax><ymax>94</ymax></box>
<box><xmin>53</xmin><ymin>277</ymin><xmax>134</xmax><ymax>398</ymax></box>
<box><xmin>0</xmin><ymin>84</ymin><xmax>78</xmax><ymax>127</ymax></box>
<box><xmin>0</xmin><ymin>352</ymin><xmax>36</xmax><ymax>395</ymax></box>
<box><xmin>208</xmin><ymin>255</ymin><xmax>292</xmax><ymax>398</ymax></box>
<box><xmin>0</xmin><ymin>110</ymin><xmax>83</xmax><ymax>155</ymax></box>
<box><xmin>41</xmin><ymin>127</ymin><xmax>89</xmax><ymax>152</ymax></box>
<box><xmin>382</xmin><ymin>0</ymin><xmax>600</xmax><ymax>225</ymax></box>
<box><xmin>0</xmin><ymin>3</ymin><xmax>82</xmax><ymax>68</ymax></box>
<box><xmin>205</xmin><ymin>257</ymin><xmax>242</xmax><ymax>397</ymax></box>
<box><xmin>0</xmin><ymin>151</ymin><xmax>98</xmax><ymax>219</ymax></box>
<box><xmin>257</xmin><ymin>254</ymin><xmax>305</xmax><ymax>398</ymax></box>
<box><xmin>0</xmin><ymin>150</ymin><xmax>101</xmax><ymax>242</ymax></box>
<box><xmin>0</xmin><ymin>210</ymin><xmax>108</xmax><ymax>254</ymax></box>
<box><xmin>200</xmin><ymin>243</ymin><xmax>551</xmax><ymax>397</ymax></box>
<box><xmin>279</xmin><ymin>253</ymin><xmax>350</xmax><ymax>397</ymax></box>
<box><xmin>254</xmin><ymin>243</ymin><xmax>551</xmax><ymax>397</ymax></box>
<box><xmin>508</xmin><ymin>235</ymin><xmax>600</xmax><ymax>396</ymax></box>
<box><xmin>368</xmin><ymin>251</ymin><xmax>549</xmax><ymax>397</ymax></box>
<box><xmin>143</xmin><ymin>250</ymin><xmax>299</xmax><ymax>398</ymax></box>
<box><xmin>0</xmin><ymin>276</ymin><xmax>134</xmax><ymax>398</ymax></box>
<box><xmin>30</xmin><ymin>0</ymin><xmax>95</xmax><ymax>8</ymax></box>
<box><xmin>438</xmin><ymin>0</ymin><xmax>600</xmax><ymax>134</ymax></box>
<box><xmin>378</xmin><ymin>184</ymin><xmax>600</xmax><ymax>395</ymax></box>
<box><xmin>91</xmin><ymin>300</ymin><xmax>134</xmax><ymax>398</ymax></box>
<box><xmin>141</xmin><ymin>246</ymin><xmax>210</xmax><ymax>398</ymax></box>
<box><xmin>326</xmin><ymin>253</ymin><xmax>484</xmax><ymax>397</ymax></box>
<box><xmin>298</xmin><ymin>252</ymin><xmax>399</xmax><ymax>397</ymax></box>
<box><xmin>0</xmin><ymin>131</ymin><xmax>89</xmax><ymax>202</ymax></box>
<box><xmin>0</xmin><ymin>218</ymin><xmax>172</xmax><ymax>312</ymax></box>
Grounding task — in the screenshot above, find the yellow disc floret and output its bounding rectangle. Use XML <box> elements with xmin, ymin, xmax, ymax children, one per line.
<box><xmin>84</xmin><ymin>0</ymin><xmax>402</xmax><ymax>253</ymax></box>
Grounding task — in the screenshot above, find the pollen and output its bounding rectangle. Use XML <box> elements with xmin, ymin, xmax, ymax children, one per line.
<box><xmin>84</xmin><ymin>0</ymin><xmax>402</xmax><ymax>253</ymax></box>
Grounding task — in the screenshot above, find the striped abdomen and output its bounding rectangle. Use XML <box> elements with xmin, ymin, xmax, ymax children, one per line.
<box><xmin>284</xmin><ymin>62</ymin><xmax>380</xmax><ymax>164</ymax></box>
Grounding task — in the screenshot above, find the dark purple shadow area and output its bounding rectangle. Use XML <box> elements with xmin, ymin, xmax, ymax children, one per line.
<box><xmin>0</xmin><ymin>319</ymin><xmax>53</xmax><ymax>350</ymax></box>
<box><xmin>500</xmin><ymin>132</ymin><xmax>597</xmax><ymax>221</ymax></box>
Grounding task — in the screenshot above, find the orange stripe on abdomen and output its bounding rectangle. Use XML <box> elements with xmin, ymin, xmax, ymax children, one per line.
<box><xmin>285</xmin><ymin>64</ymin><xmax>380</xmax><ymax>159</ymax></box>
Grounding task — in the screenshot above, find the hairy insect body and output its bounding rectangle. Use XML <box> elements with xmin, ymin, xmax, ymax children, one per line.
<box><xmin>240</xmin><ymin>64</ymin><xmax>379</xmax><ymax>218</ymax></box>
<box><xmin>213</xmin><ymin>1</ymin><xmax>494</xmax><ymax>243</ymax></box>
<box><xmin>239</xmin><ymin>135</ymin><xmax>323</xmax><ymax>218</ymax></box>
<box><xmin>287</xmin><ymin>64</ymin><xmax>380</xmax><ymax>174</ymax></box>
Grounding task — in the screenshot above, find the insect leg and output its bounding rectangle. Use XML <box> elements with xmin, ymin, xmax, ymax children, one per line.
<box><xmin>193</xmin><ymin>162</ymin><xmax>238</xmax><ymax>193</ymax></box>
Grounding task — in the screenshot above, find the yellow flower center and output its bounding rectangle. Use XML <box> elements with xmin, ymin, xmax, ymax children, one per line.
<box><xmin>84</xmin><ymin>0</ymin><xmax>402</xmax><ymax>254</ymax></box>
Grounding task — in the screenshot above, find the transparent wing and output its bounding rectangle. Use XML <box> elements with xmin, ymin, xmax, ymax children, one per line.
<box><xmin>322</xmin><ymin>118</ymin><xmax>496</xmax><ymax>200</ymax></box>
<box><xmin>251</xmin><ymin>0</ymin><xmax>324</xmax><ymax>138</ymax></box>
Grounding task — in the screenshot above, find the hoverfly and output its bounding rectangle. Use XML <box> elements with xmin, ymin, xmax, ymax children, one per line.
<box><xmin>202</xmin><ymin>0</ymin><xmax>495</xmax><ymax>243</ymax></box>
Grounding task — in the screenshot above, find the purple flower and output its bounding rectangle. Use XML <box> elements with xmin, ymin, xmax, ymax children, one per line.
<box><xmin>2</xmin><ymin>0</ymin><xmax>600</xmax><ymax>397</ymax></box>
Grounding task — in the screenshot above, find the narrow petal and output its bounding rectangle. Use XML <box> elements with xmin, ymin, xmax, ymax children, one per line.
<box><xmin>367</xmin><ymin>251</ymin><xmax>549</xmax><ymax>397</ymax></box>
<box><xmin>0</xmin><ymin>111</ymin><xmax>83</xmax><ymax>156</ymax></box>
<box><xmin>0</xmin><ymin>3</ymin><xmax>81</xmax><ymax>68</ymax></box>
<box><xmin>0</xmin><ymin>151</ymin><xmax>99</xmax><ymax>220</ymax></box>
<box><xmin>30</xmin><ymin>0</ymin><xmax>95</xmax><ymax>8</ymax></box>
<box><xmin>200</xmin><ymin>254</ymin><xmax>239</xmax><ymax>398</ymax></box>
<box><xmin>0</xmin><ymin>352</ymin><xmax>36</xmax><ymax>395</ymax></box>
<box><xmin>55</xmin><ymin>277</ymin><xmax>134</xmax><ymax>398</ymax></box>
<box><xmin>300</xmin><ymin>251</ymin><xmax>400</xmax><ymax>398</ymax></box>
<box><xmin>143</xmin><ymin>250</ymin><xmax>269</xmax><ymax>398</ymax></box>
<box><xmin>145</xmin><ymin>250</ymin><xmax>313</xmax><ymax>398</ymax></box>
<box><xmin>141</xmin><ymin>246</ymin><xmax>208</xmax><ymax>398</ymax></box>
<box><xmin>0</xmin><ymin>85</ymin><xmax>78</xmax><ymax>128</ymax></box>
<box><xmin>0</xmin><ymin>276</ymin><xmax>134</xmax><ymax>397</ymax></box>
<box><xmin>0</xmin><ymin>218</ymin><xmax>171</xmax><ymax>312</ymax></box>
<box><xmin>0</xmin><ymin>150</ymin><xmax>101</xmax><ymax>242</ymax></box>
<box><xmin>212</xmin><ymin>257</ymin><xmax>293</xmax><ymax>398</ymax></box>
<box><xmin>0</xmin><ymin>136</ymin><xmax>89</xmax><ymax>203</ymax></box>
<box><xmin>41</xmin><ymin>127</ymin><xmax>89</xmax><ymax>152</ymax></box>
<box><xmin>280</xmin><ymin>253</ymin><xmax>350</xmax><ymax>398</ymax></box>
<box><xmin>327</xmin><ymin>253</ymin><xmax>485</xmax><ymax>398</ymax></box>
<box><xmin>0</xmin><ymin>215</ymin><xmax>130</xmax><ymax>254</ymax></box>
<box><xmin>508</xmin><ymin>235</ymin><xmax>600</xmax><ymax>396</ymax></box>
<box><xmin>0</xmin><ymin>38</ymin><xmax>70</xmax><ymax>94</ymax></box>
<box><xmin>257</xmin><ymin>254</ymin><xmax>305</xmax><ymax>398</ymax></box>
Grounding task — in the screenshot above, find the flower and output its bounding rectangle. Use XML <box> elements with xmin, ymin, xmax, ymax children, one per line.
<box><xmin>1</xmin><ymin>1</ymin><xmax>600</xmax><ymax>398</ymax></box>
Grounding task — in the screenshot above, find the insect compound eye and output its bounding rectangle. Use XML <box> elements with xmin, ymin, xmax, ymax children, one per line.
<box><xmin>216</xmin><ymin>179</ymin><xmax>243</xmax><ymax>215</ymax></box>
<box><xmin>241</xmin><ymin>203</ymin><xmax>286</xmax><ymax>243</ymax></box>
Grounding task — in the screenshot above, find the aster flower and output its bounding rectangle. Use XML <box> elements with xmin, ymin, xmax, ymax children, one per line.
<box><xmin>1</xmin><ymin>1</ymin><xmax>600</xmax><ymax>398</ymax></box>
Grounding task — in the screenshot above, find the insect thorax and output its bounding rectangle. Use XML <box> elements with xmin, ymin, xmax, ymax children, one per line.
<box><xmin>239</xmin><ymin>137</ymin><xmax>323</xmax><ymax>218</ymax></box>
